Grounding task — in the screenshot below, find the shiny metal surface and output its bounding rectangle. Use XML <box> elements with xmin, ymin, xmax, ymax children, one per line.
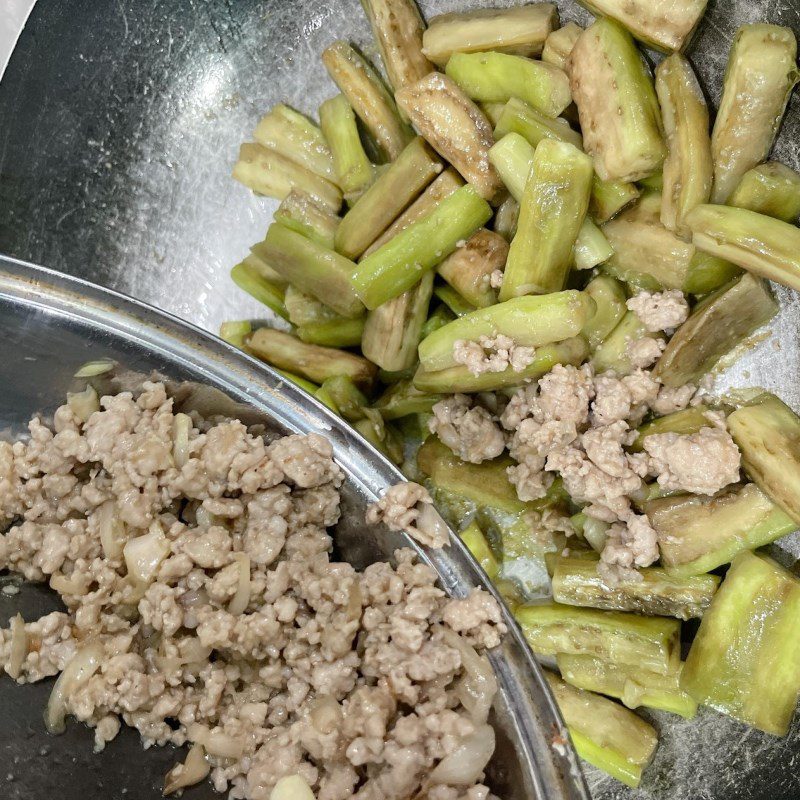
<box><xmin>0</xmin><ymin>256</ymin><xmax>588</xmax><ymax>800</ymax></box>
<box><xmin>1</xmin><ymin>1</ymin><xmax>800</xmax><ymax>798</ymax></box>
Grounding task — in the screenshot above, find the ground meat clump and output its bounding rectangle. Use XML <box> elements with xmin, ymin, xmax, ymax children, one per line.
<box><xmin>366</xmin><ymin>481</ymin><xmax>450</xmax><ymax>549</ymax></box>
<box><xmin>428</xmin><ymin>395</ymin><xmax>505</xmax><ymax>464</ymax></box>
<box><xmin>452</xmin><ymin>335</ymin><xmax>536</xmax><ymax>376</ymax></box>
<box><xmin>626</xmin><ymin>336</ymin><xmax>667</xmax><ymax>369</ymax></box>
<box><xmin>597</xmin><ymin>515</ymin><xmax>660</xmax><ymax>586</ymax></box>
<box><xmin>489</xmin><ymin>270</ymin><xmax>504</xmax><ymax>289</ymax></box>
<box><xmin>644</xmin><ymin>426</ymin><xmax>742</xmax><ymax>495</ymax></box>
<box><xmin>626</xmin><ymin>290</ymin><xmax>690</xmax><ymax>332</ymax></box>
<box><xmin>0</xmin><ymin>383</ymin><xmax>505</xmax><ymax>800</ymax></box>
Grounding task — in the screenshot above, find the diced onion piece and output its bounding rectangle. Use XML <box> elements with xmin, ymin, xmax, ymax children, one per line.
<box><xmin>123</xmin><ymin>525</ymin><xmax>171</xmax><ymax>585</ymax></box>
<box><xmin>73</xmin><ymin>358</ymin><xmax>116</xmax><ymax>377</ymax></box>
<box><xmin>429</xmin><ymin>724</ymin><xmax>495</xmax><ymax>786</ymax></box>
<box><xmin>442</xmin><ymin>628</ymin><xmax>497</xmax><ymax>723</ymax></box>
<box><xmin>8</xmin><ymin>613</ymin><xmax>27</xmax><ymax>680</ymax></box>
<box><xmin>96</xmin><ymin>500</ymin><xmax>127</xmax><ymax>560</ymax></box>
<box><xmin>50</xmin><ymin>572</ymin><xmax>90</xmax><ymax>597</ymax></box>
<box><xmin>164</xmin><ymin>743</ymin><xmax>210</xmax><ymax>795</ymax></box>
<box><xmin>204</xmin><ymin>729</ymin><xmax>245</xmax><ymax>759</ymax></box>
<box><xmin>270</xmin><ymin>775</ymin><xmax>316</xmax><ymax>800</ymax></box>
<box><xmin>45</xmin><ymin>643</ymin><xmax>104</xmax><ymax>734</ymax></box>
<box><xmin>415</xmin><ymin>502</ymin><xmax>450</xmax><ymax>546</ymax></box>
<box><xmin>172</xmin><ymin>413</ymin><xmax>192</xmax><ymax>468</ymax></box>
<box><xmin>67</xmin><ymin>385</ymin><xmax>100</xmax><ymax>423</ymax></box>
<box><xmin>227</xmin><ymin>554</ymin><xmax>251</xmax><ymax>616</ymax></box>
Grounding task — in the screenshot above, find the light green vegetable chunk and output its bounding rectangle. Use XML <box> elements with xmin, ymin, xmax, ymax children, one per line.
<box><xmin>437</xmin><ymin>229</ymin><xmax>508</xmax><ymax>309</ymax></box>
<box><xmin>545</xmin><ymin>671</ymin><xmax>658</xmax><ymax>788</ymax></box>
<box><xmin>581</xmin><ymin>275</ymin><xmax>627</xmax><ymax>349</ymax></box>
<box><xmin>592</xmin><ymin>311</ymin><xmax>662</xmax><ymax>377</ymax></box>
<box><xmin>335</xmin><ymin>136</ymin><xmax>441</xmax><ymax>259</ymax></box>
<box><xmin>710</xmin><ymin>24</ymin><xmax>799</xmax><ymax>203</ymax></box>
<box><xmin>573</xmin><ymin>219</ymin><xmax>613</xmax><ymax>271</ymax></box>
<box><xmin>219</xmin><ymin>321</ymin><xmax>252</xmax><ymax>349</ymax></box>
<box><xmin>374</xmin><ymin>379</ymin><xmax>443</xmax><ymax>420</ymax></box>
<box><xmin>319</xmin><ymin>95</ymin><xmax>374</xmax><ymax>202</ymax></box>
<box><xmin>230</xmin><ymin>259</ymin><xmax>289</xmax><ymax>321</ymax></box>
<box><xmin>253</xmin><ymin>104</ymin><xmax>335</xmax><ymax>181</ymax></box>
<box><xmin>494</xmin><ymin>97</ymin><xmax>583</xmax><ymax>150</ymax></box>
<box><xmin>350</xmin><ymin>185</ymin><xmax>492</xmax><ymax>310</ymax></box>
<box><xmin>728</xmin><ymin>393</ymin><xmax>800</xmax><ymax>526</ymax></box>
<box><xmin>445</xmin><ymin>51</ymin><xmax>572</xmax><ymax>119</ymax></box>
<box><xmin>557</xmin><ymin>654</ymin><xmax>697</xmax><ymax>719</ymax></box>
<box><xmin>542</xmin><ymin>22</ymin><xmax>583</xmax><ymax>70</ymax></box>
<box><xmin>501</xmin><ymin>139</ymin><xmax>594</xmax><ymax>298</ymax></box>
<box><xmin>253</xmin><ymin>224</ymin><xmax>364</xmax><ymax>319</ymax></box>
<box><xmin>274</xmin><ymin>190</ymin><xmax>340</xmax><ymax>250</ymax></box>
<box><xmin>460</xmin><ymin>520</ymin><xmax>500</xmax><ymax>580</ymax></box>
<box><xmin>647</xmin><ymin>483</ymin><xmax>796</xmax><ymax>578</ymax></box>
<box><xmin>728</xmin><ymin>162</ymin><xmax>800</xmax><ymax>222</ymax></box>
<box><xmin>682</xmin><ymin>551</ymin><xmax>800</xmax><ymax>736</ymax></box>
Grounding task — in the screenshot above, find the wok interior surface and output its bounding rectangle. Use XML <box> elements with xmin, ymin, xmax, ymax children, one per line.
<box><xmin>1</xmin><ymin>0</ymin><xmax>800</xmax><ymax>798</ymax></box>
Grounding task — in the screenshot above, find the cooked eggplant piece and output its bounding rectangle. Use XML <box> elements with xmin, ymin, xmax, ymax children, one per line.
<box><xmin>274</xmin><ymin>190</ymin><xmax>340</xmax><ymax>250</ymax></box>
<box><xmin>253</xmin><ymin>104</ymin><xmax>335</xmax><ymax>182</ymax></box>
<box><xmin>728</xmin><ymin>393</ymin><xmax>800</xmax><ymax>525</ymax></box>
<box><xmin>374</xmin><ymin>379</ymin><xmax>443</xmax><ymax>420</ymax></box>
<box><xmin>418</xmin><ymin>290</ymin><xmax>594</xmax><ymax>373</ymax></box>
<box><xmin>551</xmin><ymin>553</ymin><xmax>719</xmax><ymax>619</ymax></box>
<box><xmin>363</xmin><ymin>168</ymin><xmax>464</xmax><ymax>256</ymax></box>
<box><xmin>253</xmin><ymin>224</ymin><xmax>364</xmax><ymax>319</ymax></box>
<box><xmin>653</xmin><ymin>272</ymin><xmax>778</xmax><ymax>387</ymax></box>
<box><xmin>395</xmin><ymin>73</ymin><xmax>503</xmax><ymax>202</ymax></box>
<box><xmin>575</xmin><ymin>0</ymin><xmax>707</xmax><ymax>52</ymax></box>
<box><xmin>655</xmin><ymin>54</ymin><xmax>713</xmax><ymax>239</ymax></box>
<box><xmin>682</xmin><ymin>551</ymin><xmax>800</xmax><ymax>736</ymax></box>
<box><xmin>592</xmin><ymin>311</ymin><xmax>662</xmax><ymax>376</ymax></box>
<box><xmin>232</xmin><ymin>143</ymin><xmax>342</xmax><ymax>210</ymax></box>
<box><xmin>460</xmin><ymin>520</ymin><xmax>500</xmax><ymax>580</ymax></box>
<box><xmin>603</xmin><ymin>193</ymin><xmax>740</xmax><ymax>293</ymax></box>
<box><xmin>581</xmin><ymin>275</ymin><xmax>627</xmax><ymax>349</ymax></box>
<box><xmin>687</xmin><ymin>204</ymin><xmax>800</xmax><ymax>291</ymax></box>
<box><xmin>569</xmin><ymin>19</ymin><xmax>665</xmax><ymax>182</ymax></box>
<box><xmin>413</xmin><ymin>336</ymin><xmax>590</xmax><ymax>393</ymax></box>
<box><xmin>359</xmin><ymin>0</ymin><xmax>433</xmax><ymax>91</ymax></box>
<box><xmin>728</xmin><ymin>162</ymin><xmax>800</xmax><ymax>222</ymax></box>
<box><xmin>433</xmin><ymin>284</ymin><xmax>476</xmax><ymax>318</ymax></box>
<box><xmin>283</xmin><ymin>284</ymin><xmax>340</xmax><ymax>327</ymax></box>
<box><xmin>437</xmin><ymin>229</ymin><xmax>509</xmax><ymax>309</ymax></box>
<box><xmin>573</xmin><ymin>219</ymin><xmax>614</xmax><ymax>271</ymax></box>
<box><xmin>557</xmin><ymin>654</ymin><xmax>697</xmax><ymax>719</ymax></box>
<box><xmin>648</xmin><ymin>483</ymin><xmax>796</xmax><ymax>578</ymax></box>
<box><xmin>219</xmin><ymin>320</ymin><xmax>252</xmax><ymax>349</ymax></box>
<box><xmin>516</xmin><ymin>602</ymin><xmax>682</xmax><ymax>675</ymax></box>
<box><xmin>247</xmin><ymin>328</ymin><xmax>376</xmax><ymax>389</ymax></box>
<box><xmin>542</xmin><ymin>22</ymin><xmax>583</xmax><ymax>70</ymax></box>
<box><xmin>710</xmin><ymin>24</ymin><xmax>799</xmax><ymax>203</ymax></box>
<box><xmin>318</xmin><ymin>95</ymin><xmax>374</xmax><ymax>203</ymax></box>
<box><xmin>501</xmin><ymin>139</ymin><xmax>594</xmax><ymax>298</ymax></box>
<box><xmin>446</xmin><ymin>51</ymin><xmax>572</xmax><ymax>119</ymax></box>
<box><xmin>421</xmin><ymin>4</ymin><xmax>558</xmax><ymax>66</ymax></box>
<box><xmin>419</xmin><ymin>304</ymin><xmax>456</xmax><ymax>341</ymax></box>
<box><xmin>297</xmin><ymin>318</ymin><xmax>365</xmax><ymax>348</ymax></box>
<box><xmin>321</xmin><ymin>41</ymin><xmax>414</xmax><ymax>161</ymax></box>
<box><xmin>317</xmin><ymin>375</ymin><xmax>369</xmax><ymax>422</ymax></box>
<box><xmin>335</xmin><ymin>137</ymin><xmax>441</xmax><ymax>259</ymax></box>
<box><xmin>545</xmin><ymin>671</ymin><xmax>658</xmax><ymax>789</ymax></box>
<box><xmin>361</xmin><ymin>272</ymin><xmax>434</xmax><ymax>372</ymax></box>
<box><xmin>494</xmin><ymin>97</ymin><xmax>583</xmax><ymax>150</ymax></box>
<box><xmin>230</xmin><ymin>259</ymin><xmax>289</xmax><ymax>321</ymax></box>
<box><xmin>589</xmin><ymin>175</ymin><xmax>641</xmax><ymax>224</ymax></box>
<box><xmin>493</xmin><ymin>196</ymin><xmax>520</xmax><ymax>242</ymax></box>
<box><xmin>350</xmin><ymin>185</ymin><xmax>492</xmax><ymax>310</ymax></box>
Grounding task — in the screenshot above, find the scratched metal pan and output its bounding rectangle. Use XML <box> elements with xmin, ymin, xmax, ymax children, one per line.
<box><xmin>0</xmin><ymin>255</ymin><xmax>588</xmax><ymax>800</ymax></box>
<box><xmin>0</xmin><ymin>0</ymin><xmax>800</xmax><ymax>798</ymax></box>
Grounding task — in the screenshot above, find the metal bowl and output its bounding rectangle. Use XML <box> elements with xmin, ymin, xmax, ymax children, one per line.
<box><xmin>0</xmin><ymin>256</ymin><xmax>588</xmax><ymax>800</ymax></box>
<box><xmin>2</xmin><ymin>1</ymin><xmax>800</xmax><ymax>799</ymax></box>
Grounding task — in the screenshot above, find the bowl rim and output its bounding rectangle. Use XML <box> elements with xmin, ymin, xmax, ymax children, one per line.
<box><xmin>0</xmin><ymin>253</ymin><xmax>590</xmax><ymax>800</ymax></box>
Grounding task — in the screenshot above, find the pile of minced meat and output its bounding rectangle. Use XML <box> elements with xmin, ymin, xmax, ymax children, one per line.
<box><xmin>0</xmin><ymin>381</ymin><xmax>506</xmax><ymax>800</ymax></box>
<box><xmin>430</xmin><ymin>289</ymin><xmax>742</xmax><ymax>585</ymax></box>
